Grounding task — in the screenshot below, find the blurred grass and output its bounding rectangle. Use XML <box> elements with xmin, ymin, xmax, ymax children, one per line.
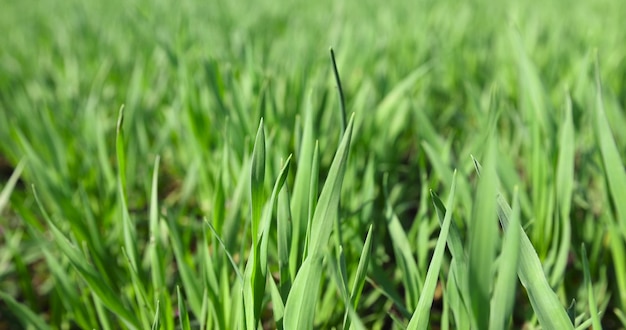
<box><xmin>1</xmin><ymin>0</ymin><xmax>626</xmax><ymax>328</ymax></box>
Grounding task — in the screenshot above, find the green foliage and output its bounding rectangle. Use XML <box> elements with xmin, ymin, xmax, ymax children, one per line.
<box><xmin>1</xmin><ymin>0</ymin><xmax>625</xmax><ymax>328</ymax></box>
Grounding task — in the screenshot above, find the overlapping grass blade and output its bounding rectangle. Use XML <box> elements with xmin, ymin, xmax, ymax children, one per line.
<box><xmin>408</xmin><ymin>170</ymin><xmax>457</xmax><ymax>329</ymax></box>
<box><xmin>284</xmin><ymin>113</ymin><xmax>355</xmax><ymax>330</ymax></box>
<box><xmin>32</xmin><ymin>186</ymin><xmax>140</xmax><ymax>327</ymax></box>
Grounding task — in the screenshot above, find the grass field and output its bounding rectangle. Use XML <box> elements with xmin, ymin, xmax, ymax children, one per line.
<box><xmin>1</xmin><ymin>0</ymin><xmax>626</xmax><ymax>328</ymax></box>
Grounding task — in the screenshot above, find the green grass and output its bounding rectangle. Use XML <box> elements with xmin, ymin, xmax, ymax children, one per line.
<box><xmin>1</xmin><ymin>0</ymin><xmax>626</xmax><ymax>328</ymax></box>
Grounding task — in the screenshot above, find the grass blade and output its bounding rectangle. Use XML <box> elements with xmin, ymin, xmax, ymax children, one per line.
<box><xmin>408</xmin><ymin>170</ymin><xmax>457</xmax><ymax>329</ymax></box>
<box><xmin>489</xmin><ymin>188</ymin><xmax>521</xmax><ymax>330</ymax></box>
<box><xmin>468</xmin><ymin>141</ymin><xmax>498</xmax><ymax>329</ymax></box>
<box><xmin>581</xmin><ymin>244</ymin><xmax>602</xmax><ymax>330</ymax></box>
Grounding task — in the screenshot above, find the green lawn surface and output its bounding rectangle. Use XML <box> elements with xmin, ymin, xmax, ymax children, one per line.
<box><xmin>1</xmin><ymin>0</ymin><xmax>626</xmax><ymax>328</ymax></box>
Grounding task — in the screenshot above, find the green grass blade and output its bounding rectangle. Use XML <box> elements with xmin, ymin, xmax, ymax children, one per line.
<box><xmin>33</xmin><ymin>186</ymin><xmax>140</xmax><ymax>327</ymax></box>
<box><xmin>307</xmin><ymin>113</ymin><xmax>354</xmax><ymax>257</ymax></box>
<box><xmin>551</xmin><ymin>94</ymin><xmax>574</xmax><ymax>287</ymax></box>
<box><xmin>330</xmin><ymin>47</ymin><xmax>347</xmax><ymax>135</ymax></box>
<box><xmin>408</xmin><ymin>170</ymin><xmax>457</xmax><ymax>329</ymax></box>
<box><xmin>344</xmin><ymin>223</ymin><xmax>374</xmax><ymax>330</ymax></box>
<box><xmin>250</xmin><ymin>118</ymin><xmax>266</xmax><ymax>246</ymax></box>
<box><xmin>283</xmin><ymin>255</ymin><xmax>324</xmax><ymax>330</ymax></box>
<box><xmin>177</xmin><ymin>286</ymin><xmax>191</xmax><ymax>330</ymax></box>
<box><xmin>489</xmin><ymin>188</ymin><xmax>521</xmax><ymax>330</ymax></box>
<box><xmin>116</xmin><ymin>105</ymin><xmax>138</xmax><ymax>272</ymax></box>
<box><xmin>0</xmin><ymin>158</ymin><xmax>24</xmax><ymax>213</ymax></box>
<box><xmin>495</xmin><ymin>194</ymin><xmax>574</xmax><ymax>329</ymax></box>
<box><xmin>468</xmin><ymin>140</ymin><xmax>498</xmax><ymax>330</ymax></box>
<box><xmin>593</xmin><ymin>55</ymin><xmax>626</xmax><ymax>234</ymax></box>
<box><xmin>581</xmin><ymin>244</ymin><xmax>602</xmax><ymax>330</ymax></box>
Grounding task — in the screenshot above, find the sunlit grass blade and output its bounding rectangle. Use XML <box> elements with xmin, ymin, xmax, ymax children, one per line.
<box><xmin>151</xmin><ymin>300</ymin><xmax>160</xmax><ymax>330</ymax></box>
<box><xmin>489</xmin><ymin>188</ymin><xmax>521</xmax><ymax>330</ymax></box>
<box><xmin>408</xmin><ymin>170</ymin><xmax>457</xmax><ymax>329</ymax></box>
<box><xmin>307</xmin><ymin>113</ymin><xmax>354</xmax><ymax>257</ymax></box>
<box><xmin>283</xmin><ymin>255</ymin><xmax>324</xmax><ymax>330</ymax></box>
<box><xmin>468</xmin><ymin>139</ymin><xmax>498</xmax><ymax>330</ymax></box>
<box><xmin>342</xmin><ymin>223</ymin><xmax>373</xmax><ymax>330</ymax></box>
<box><xmin>495</xmin><ymin>194</ymin><xmax>573</xmax><ymax>329</ymax></box>
<box><xmin>290</xmin><ymin>93</ymin><xmax>316</xmax><ymax>277</ymax></box>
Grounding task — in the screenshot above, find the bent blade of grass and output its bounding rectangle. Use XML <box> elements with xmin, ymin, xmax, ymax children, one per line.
<box><xmin>495</xmin><ymin>193</ymin><xmax>573</xmax><ymax>329</ymax></box>
<box><xmin>408</xmin><ymin>170</ymin><xmax>457</xmax><ymax>329</ymax></box>
<box><xmin>581</xmin><ymin>244</ymin><xmax>602</xmax><ymax>330</ymax></box>
<box><xmin>489</xmin><ymin>188</ymin><xmax>521</xmax><ymax>330</ymax></box>
<box><xmin>468</xmin><ymin>140</ymin><xmax>498</xmax><ymax>330</ymax></box>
